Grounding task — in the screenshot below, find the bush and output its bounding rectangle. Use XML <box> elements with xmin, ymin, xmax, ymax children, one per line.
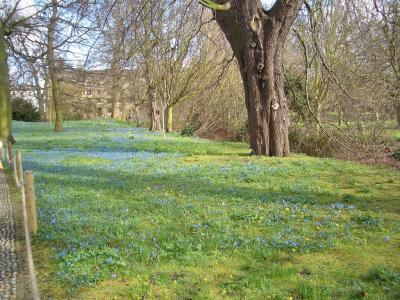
<box><xmin>229</xmin><ymin>121</ymin><xmax>249</xmax><ymax>142</ymax></box>
<box><xmin>180</xmin><ymin>126</ymin><xmax>195</xmax><ymax>137</ymax></box>
<box><xmin>12</xmin><ymin>97</ymin><xmax>40</xmax><ymax>122</ymax></box>
<box><xmin>392</xmin><ymin>150</ymin><xmax>400</xmax><ymax>160</ymax></box>
<box><xmin>289</xmin><ymin>127</ymin><xmax>338</xmax><ymax>157</ymax></box>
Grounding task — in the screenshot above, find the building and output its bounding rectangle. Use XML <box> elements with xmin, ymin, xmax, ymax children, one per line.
<box><xmin>57</xmin><ymin>67</ymin><xmax>141</xmax><ymax>120</ymax></box>
<box><xmin>10</xmin><ymin>85</ymin><xmax>38</xmax><ymax>106</ymax></box>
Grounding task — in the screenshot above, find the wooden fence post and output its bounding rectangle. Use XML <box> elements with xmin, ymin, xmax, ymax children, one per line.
<box><xmin>25</xmin><ymin>171</ymin><xmax>37</xmax><ymax>235</ymax></box>
<box><xmin>16</xmin><ymin>151</ymin><xmax>23</xmax><ymax>182</ymax></box>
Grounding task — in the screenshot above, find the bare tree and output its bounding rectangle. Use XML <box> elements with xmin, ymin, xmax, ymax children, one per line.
<box><xmin>147</xmin><ymin>2</ymin><xmax>221</xmax><ymax>134</ymax></box>
<box><xmin>373</xmin><ymin>0</ymin><xmax>400</xmax><ymax>128</ymax></box>
<box><xmin>0</xmin><ymin>0</ymin><xmax>42</xmax><ymax>141</ymax></box>
<box><xmin>41</xmin><ymin>0</ymin><xmax>93</xmax><ymax>131</ymax></box>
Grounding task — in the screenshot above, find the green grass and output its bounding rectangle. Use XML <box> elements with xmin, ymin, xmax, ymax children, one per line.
<box><xmin>392</xmin><ymin>129</ymin><xmax>400</xmax><ymax>142</ymax></box>
<box><xmin>9</xmin><ymin>120</ymin><xmax>400</xmax><ymax>299</ymax></box>
<box><xmin>384</xmin><ymin>121</ymin><xmax>400</xmax><ymax>144</ymax></box>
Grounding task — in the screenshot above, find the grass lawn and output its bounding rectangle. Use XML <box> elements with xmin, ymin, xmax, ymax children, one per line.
<box><xmin>10</xmin><ymin>121</ymin><xmax>400</xmax><ymax>299</ymax></box>
<box><xmin>392</xmin><ymin>129</ymin><xmax>400</xmax><ymax>142</ymax></box>
<box><xmin>384</xmin><ymin>121</ymin><xmax>400</xmax><ymax>144</ymax></box>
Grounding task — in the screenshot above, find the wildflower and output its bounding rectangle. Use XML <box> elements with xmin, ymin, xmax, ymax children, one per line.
<box><xmin>111</xmin><ymin>273</ymin><xmax>117</xmax><ymax>279</ymax></box>
<box><xmin>57</xmin><ymin>250</ymin><xmax>67</xmax><ymax>258</ymax></box>
<box><xmin>106</xmin><ymin>257</ymin><xmax>113</xmax><ymax>264</ymax></box>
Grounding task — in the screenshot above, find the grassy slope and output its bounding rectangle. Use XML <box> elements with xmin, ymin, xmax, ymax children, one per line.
<box><xmin>11</xmin><ymin>121</ymin><xmax>400</xmax><ymax>299</ymax></box>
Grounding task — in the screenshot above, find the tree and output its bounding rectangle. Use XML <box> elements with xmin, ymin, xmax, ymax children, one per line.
<box><xmin>100</xmin><ymin>0</ymin><xmax>125</xmax><ymax>120</ymax></box>
<box><xmin>12</xmin><ymin>96</ymin><xmax>40</xmax><ymax>121</ymax></box>
<box><xmin>46</xmin><ymin>0</ymin><xmax>63</xmax><ymax>131</ymax></box>
<box><xmin>373</xmin><ymin>0</ymin><xmax>400</xmax><ymax>128</ymax></box>
<box><xmin>200</xmin><ymin>0</ymin><xmax>303</xmax><ymax>156</ymax></box>
<box><xmin>0</xmin><ymin>0</ymin><xmax>39</xmax><ymax>141</ymax></box>
<box><xmin>0</xmin><ymin>20</ymin><xmax>12</xmax><ymax>140</ymax></box>
<box><xmin>147</xmin><ymin>1</ymin><xmax>220</xmax><ymax>134</ymax></box>
<box><xmin>40</xmin><ymin>0</ymin><xmax>93</xmax><ymax>131</ymax></box>
<box><xmin>141</xmin><ymin>0</ymin><xmax>163</xmax><ymax>131</ymax></box>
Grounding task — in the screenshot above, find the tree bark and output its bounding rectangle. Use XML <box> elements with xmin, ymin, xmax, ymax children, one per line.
<box><xmin>396</xmin><ymin>102</ymin><xmax>400</xmax><ymax>128</ymax></box>
<box><xmin>111</xmin><ymin>88</ymin><xmax>120</xmax><ymax>119</ymax></box>
<box><xmin>0</xmin><ymin>22</ymin><xmax>12</xmax><ymax>140</ymax></box>
<box><xmin>166</xmin><ymin>105</ymin><xmax>173</xmax><ymax>132</ymax></box>
<box><xmin>47</xmin><ymin>0</ymin><xmax>63</xmax><ymax>131</ymax></box>
<box><xmin>32</xmin><ymin>65</ymin><xmax>47</xmax><ymax>121</ymax></box>
<box><xmin>135</xmin><ymin>105</ymin><xmax>141</xmax><ymax>126</ymax></box>
<box><xmin>213</xmin><ymin>0</ymin><xmax>302</xmax><ymax>156</ymax></box>
<box><xmin>147</xmin><ymin>86</ymin><xmax>161</xmax><ymax>131</ymax></box>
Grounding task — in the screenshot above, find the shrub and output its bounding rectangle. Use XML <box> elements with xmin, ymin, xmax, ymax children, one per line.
<box><xmin>392</xmin><ymin>150</ymin><xmax>400</xmax><ymax>160</ymax></box>
<box><xmin>12</xmin><ymin>97</ymin><xmax>40</xmax><ymax>122</ymax></box>
<box><xmin>289</xmin><ymin>127</ymin><xmax>338</xmax><ymax>157</ymax></box>
<box><xmin>229</xmin><ymin>121</ymin><xmax>249</xmax><ymax>142</ymax></box>
<box><xmin>180</xmin><ymin>126</ymin><xmax>195</xmax><ymax>137</ymax></box>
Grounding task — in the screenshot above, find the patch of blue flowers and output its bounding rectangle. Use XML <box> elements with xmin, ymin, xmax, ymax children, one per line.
<box><xmin>10</xmin><ymin>121</ymin><xmax>397</xmax><ymax>293</ymax></box>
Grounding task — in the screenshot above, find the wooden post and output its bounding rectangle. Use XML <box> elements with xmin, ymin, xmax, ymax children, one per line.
<box><xmin>7</xmin><ymin>141</ymin><xmax>12</xmax><ymax>163</ymax></box>
<box><xmin>16</xmin><ymin>151</ymin><xmax>23</xmax><ymax>182</ymax></box>
<box><xmin>25</xmin><ymin>171</ymin><xmax>37</xmax><ymax>235</ymax></box>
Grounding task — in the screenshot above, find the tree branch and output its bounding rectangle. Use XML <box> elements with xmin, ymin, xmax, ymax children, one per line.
<box><xmin>198</xmin><ymin>0</ymin><xmax>234</xmax><ymax>11</ymax></box>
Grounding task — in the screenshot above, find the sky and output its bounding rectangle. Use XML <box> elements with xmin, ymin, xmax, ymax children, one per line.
<box><xmin>12</xmin><ymin>0</ymin><xmax>279</xmax><ymax>70</ymax></box>
<box><xmin>14</xmin><ymin>0</ymin><xmax>279</xmax><ymax>17</ymax></box>
<box><xmin>17</xmin><ymin>0</ymin><xmax>36</xmax><ymax>16</ymax></box>
<box><xmin>261</xmin><ymin>0</ymin><xmax>277</xmax><ymax>10</ymax></box>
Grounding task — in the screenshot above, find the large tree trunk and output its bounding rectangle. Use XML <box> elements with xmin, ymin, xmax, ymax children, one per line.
<box><xmin>47</xmin><ymin>0</ymin><xmax>63</xmax><ymax>131</ymax></box>
<box><xmin>214</xmin><ymin>0</ymin><xmax>302</xmax><ymax>156</ymax></box>
<box><xmin>0</xmin><ymin>22</ymin><xmax>12</xmax><ymax>141</ymax></box>
<box><xmin>237</xmin><ymin>47</ymin><xmax>289</xmax><ymax>156</ymax></box>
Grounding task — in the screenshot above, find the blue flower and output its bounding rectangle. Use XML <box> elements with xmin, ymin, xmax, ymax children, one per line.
<box><xmin>106</xmin><ymin>257</ymin><xmax>113</xmax><ymax>264</ymax></box>
<box><xmin>57</xmin><ymin>250</ymin><xmax>67</xmax><ymax>258</ymax></box>
<box><xmin>288</xmin><ymin>240</ymin><xmax>299</xmax><ymax>247</ymax></box>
